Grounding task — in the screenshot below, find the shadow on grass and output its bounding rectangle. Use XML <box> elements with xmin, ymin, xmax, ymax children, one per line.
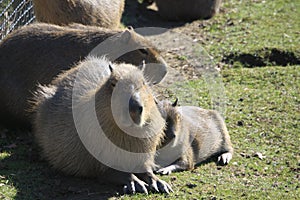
<box><xmin>0</xmin><ymin>130</ymin><xmax>230</xmax><ymax>199</ymax></box>
<box><xmin>222</xmin><ymin>48</ymin><xmax>300</xmax><ymax>68</ymax></box>
<box><xmin>0</xmin><ymin>131</ymin><xmax>121</xmax><ymax>200</ymax></box>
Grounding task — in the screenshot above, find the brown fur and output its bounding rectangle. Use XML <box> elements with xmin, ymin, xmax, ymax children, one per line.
<box><xmin>32</xmin><ymin>0</ymin><xmax>124</xmax><ymax>29</ymax></box>
<box><xmin>155</xmin><ymin>100</ymin><xmax>233</xmax><ymax>175</ymax></box>
<box><xmin>155</xmin><ymin>0</ymin><xmax>222</xmax><ymax>21</ymax></box>
<box><xmin>0</xmin><ymin>23</ymin><xmax>167</xmax><ymax>130</ymax></box>
<box><xmin>32</xmin><ymin>56</ymin><xmax>172</xmax><ymax>194</ymax></box>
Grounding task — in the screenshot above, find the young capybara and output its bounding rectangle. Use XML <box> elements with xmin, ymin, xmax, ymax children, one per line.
<box><xmin>31</xmin><ymin>56</ymin><xmax>172</xmax><ymax>194</ymax></box>
<box><xmin>155</xmin><ymin>0</ymin><xmax>222</xmax><ymax>21</ymax></box>
<box><xmin>0</xmin><ymin>23</ymin><xmax>167</xmax><ymax>130</ymax></box>
<box><xmin>32</xmin><ymin>0</ymin><xmax>124</xmax><ymax>29</ymax></box>
<box><xmin>155</xmin><ymin>99</ymin><xmax>233</xmax><ymax>175</ymax></box>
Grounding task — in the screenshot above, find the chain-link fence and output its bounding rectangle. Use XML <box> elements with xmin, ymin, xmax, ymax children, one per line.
<box><xmin>0</xmin><ymin>0</ymin><xmax>35</xmax><ymax>40</ymax></box>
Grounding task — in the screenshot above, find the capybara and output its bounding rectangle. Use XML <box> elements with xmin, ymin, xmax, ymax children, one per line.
<box><xmin>155</xmin><ymin>99</ymin><xmax>233</xmax><ymax>175</ymax></box>
<box><xmin>31</xmin><ymin>56</ymin><xmax>172</xmax><ymax>194</ymax></box>
<box><xmin>0</xmin><ymin>23</ymin><xmax>167</xmax><ymax>130</ymax></box>
<box><xmin>155</xmin><ymin>0</ymin><xmax>222</xmax><ymax>21</ymax></box>
<box><xmin>32</xmin><ymin>0</ymin><xmax>124</xmax><ymax>29</ymax></box>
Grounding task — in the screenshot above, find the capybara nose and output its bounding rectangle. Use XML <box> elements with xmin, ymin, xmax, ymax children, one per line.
<box><xmin>129</xmin><ymin>97</ymin><xmax>143</xmax><ymax>125</ymax></box>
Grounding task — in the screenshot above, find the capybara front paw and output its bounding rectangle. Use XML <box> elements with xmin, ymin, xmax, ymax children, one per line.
<box><xmin>217</xmin><ymin>152</ymin><xmax>232</xmax><ymax>165</ymax></box>
<box><xmin>149</xmin><ymin>177</ymin><xmax>173</xmax><ymax>194</ymax></box>
<box><xmin>123</xmin><ymin>175</ymin><xmax>149</xmax><ymax>194</ymax></box>
<box><xmin>156</xmin><ymin>165</ymin><xmax>177</xmax><ymax>175</ymax></box>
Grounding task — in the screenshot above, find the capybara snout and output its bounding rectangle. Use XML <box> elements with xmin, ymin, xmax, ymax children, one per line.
<box><xmin>129</xmin><ymin>94</ymin><xmax>144</xmax><ymax>126</ymax></box>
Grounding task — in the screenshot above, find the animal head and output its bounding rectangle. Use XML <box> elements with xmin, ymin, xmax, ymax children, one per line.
<box><xmin>108</xmin><ymin>62</ymin><xmax>162</xmax><ymax>134</ymax></box>
<box><xmin>88</xmin><ymin>26</ymin><xmax>167</xmax><ymax>85</ymax></box>
<box><xmin>157</xmin><ymin>98</ymin><xmax>181</xmax><ymax>146</ymax></box>
<box><xmin>117</xmin><ymin>27</ymin><xmax>168</xmax><ymax>85</ymax></box>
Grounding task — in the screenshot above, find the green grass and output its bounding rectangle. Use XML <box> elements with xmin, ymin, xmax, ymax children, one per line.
<box><xmin>199</xmin><ymin>0</ymin><xmax>300</xmax><ymax>67</ymax></box>
<box><xmin>113</xmin><ymin>65</ymin><xmax>300</xmax><ymax>200</ymax></box>
<box><xmin>1</xmin><ymin>66</ymin><xmax>298</xmax><ymax>199</ymax></box>
<box><xmin>1</xmin><ymin>0</ymin><xmax>299</xmax><ymax>199</ymax></box>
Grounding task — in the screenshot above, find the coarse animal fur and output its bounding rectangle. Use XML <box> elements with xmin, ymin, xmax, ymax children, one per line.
<box><xmin>155</xmin><ymin>0</ymin><xmax>222</xmax><ymax>21</ymax></box>
<box><xmin>32</xmin><ymin>56</ymin><xmax>172</xmax><ymax>194</ymax></box>
<box><xmin>0</xmin><ymin>23</ymin><xmax>167</xmax><ymax>130</ymax></box>
<box><xmin>155</xmin><ymin>99</ymin><xmax>233</xmax><ymax>175</ymax></box>
<box><xmin>32</xmin><ymin>0</ymin><xmax>124</xmax><ymax>29</ymax></box>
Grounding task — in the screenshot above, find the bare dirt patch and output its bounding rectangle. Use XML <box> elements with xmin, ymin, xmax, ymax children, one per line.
<box><xmin>223</xmin><ymin>48</ymin><xmax>300</xmax><ymax>67</ymax></box>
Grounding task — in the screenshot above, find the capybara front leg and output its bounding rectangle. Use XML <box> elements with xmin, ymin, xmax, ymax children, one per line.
<box><xmin>156</xmin><ymin>163</ymin><xmax>188</xmax><ymax>175</ymax></box>
<box><xmin>217</xmin><ymin>152</ymin><xmax>233</xmax><ymax>165</ymax></box>
<box><xmin>102</xmin><ymin>168</ymin><xmax>149</xmax><ymax>194</ymax></box>
<box><xmin>136</xmin><ymin>171</ymin><xmax>173</xmax><ymax>194</ymax></box>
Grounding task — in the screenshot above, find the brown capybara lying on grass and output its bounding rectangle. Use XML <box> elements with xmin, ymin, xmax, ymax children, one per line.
<box><xmin>155</xmin><ymin>99</ymin><xmax>233</xmax><ymax>175</ymax></box>
<box><xmin>31</xmin><ymin>56</ymin><xmax>172</xmax><ymax>194</ymax></box>
<box><xmin>0</xmin><ymin>23</ymin><xmax>167</xmax><ymax>130</ymax></box>
<box><xmin>33</xmin><ymin>0</ymin><xmax>124</xmax><ymax>29</ymax></box>
<box><xmin>155</xmin><ymin>0</ymin><xmax>222</xmax><ymax>21</ymax></box>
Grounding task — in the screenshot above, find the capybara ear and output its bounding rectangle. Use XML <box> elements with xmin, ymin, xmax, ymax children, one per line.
<box><xmin>120</xmin><ymin>30</ymin><xmax>132</xmax><ymax>44</ymax></box>
<box><xmin>108</xmin><ymin>64</ymin><xmax>118</xmax><ymax>87</ymax></box>
<box><xmin>109</xmin><ymin>63</ymin><xmax>114</xmax><ymax>73</ymax></box>
<box><xmin>172</xmin><ymin>98</ymin><xmax>178</xmax><ymax>107</ymax></box>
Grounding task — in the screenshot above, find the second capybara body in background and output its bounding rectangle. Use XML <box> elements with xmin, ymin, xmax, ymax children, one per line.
<box><xmin>155</xmin><ymin>0</ymin><xmax>222</xmax><ymax>21</ymax></box>
<box><xmin>155</xmin><ymin>99</ymin><xmax>233</xmax><ymax>175</ymax></box>
<box><xmin>32</xmin><ymin>0</ymin><xmax>124</xmax><ymax>29</ymax></box>
<box><xmin>0</xmin><ymin>23</ymin><xmax>167</xmax><ymax>130</ymax></box>
<box><xmin>32</xmin><ymin>56</ymin><xmax>172</xmax><ymax>194</ymax></box>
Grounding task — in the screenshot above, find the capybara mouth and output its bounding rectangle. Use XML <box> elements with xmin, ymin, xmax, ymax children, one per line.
<box><xmin>129</xmin><ymin>110</ymin><xmax>142</xmax><ymax>125</ymax></box>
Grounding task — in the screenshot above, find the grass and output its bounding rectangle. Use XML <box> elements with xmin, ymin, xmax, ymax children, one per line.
<box><xmin>0</xmin><ymin>0</ymin><xmax>299</xmax><ymax>199</ymax></box>
<box><xmin>114</xmin><ymin>65</ymin><xmax>300</xmax><ymax>200</ymax></box>
<box><xmin>199</xmin><ymin>0</ymin><xmax>300</xmax><ymax>66</ymax></box>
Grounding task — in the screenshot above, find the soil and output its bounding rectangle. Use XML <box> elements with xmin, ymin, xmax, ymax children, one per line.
<box><xmin>122</xmin><ymin>0</ymin><xmax>235</xmax><ymax>106</ymax></box>
<box><xmin>222</xmin><ymin>48</ymin><xmax>300</xmax><ymax>67</ymax></box>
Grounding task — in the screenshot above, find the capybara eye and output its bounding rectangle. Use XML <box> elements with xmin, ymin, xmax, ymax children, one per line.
<box><xmin>139</xmin><ymin>49</ymin><xmax>149</xmax><ymax>55</ymax></box>
<box><xmin>110</xmin><ymin>78</ymin><xmax>117</xmax><ymax>87</ymax></box>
